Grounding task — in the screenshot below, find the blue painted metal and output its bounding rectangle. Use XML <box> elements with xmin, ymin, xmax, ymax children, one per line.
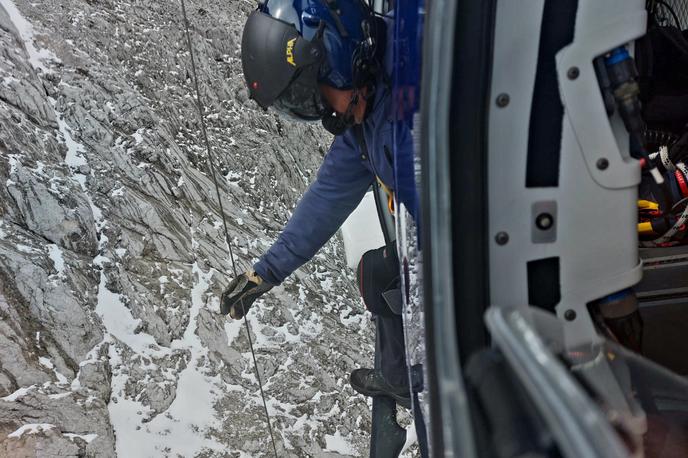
<box><xmin>389</xmin><ymin>0</ymin><xmax>429</xmax><ymax>455</ymax></box>
<box><xmin>599</xmin><ymin>288</ymin><xmax>634</xmax><ymax>304</ymax></box>
<box><xmin>391</xmin><ymin>0</ymin><xmax>424</xmax><ymax>227</ymax></box>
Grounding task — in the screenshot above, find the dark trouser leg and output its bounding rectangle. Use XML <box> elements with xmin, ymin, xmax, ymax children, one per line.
<box><xmin>378</xmin><ymin>312</ymin><xmax>408</xmax><ymax>387</ymax></box>
<box><xmin>358</xmin><ymin>243</ymin><xmax>408</xmax><ymax>387</ymax></box>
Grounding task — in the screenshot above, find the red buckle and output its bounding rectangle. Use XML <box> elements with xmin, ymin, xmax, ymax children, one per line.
<box><xmin>676</xmin><ymin>170</ymin><xmax>688</xmax><ymax>197</ymax></box>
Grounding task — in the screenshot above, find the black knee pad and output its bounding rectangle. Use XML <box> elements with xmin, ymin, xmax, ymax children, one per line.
<box><xmin>356</xmin><ymin>242</ymin><xmax>399</xmax><ymax>317</ymax></box>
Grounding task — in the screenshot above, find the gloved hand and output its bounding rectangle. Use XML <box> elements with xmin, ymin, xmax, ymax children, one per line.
<box><xmin>220</xmin><ymin>270</ymin><xmax>273</xmax><ymax>319</ymax></box>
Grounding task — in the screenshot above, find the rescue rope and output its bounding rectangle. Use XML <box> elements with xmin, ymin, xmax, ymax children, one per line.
<box><xmin>178</xmin><ymin>1</ymin><xmax>279</xmax><ymax>455</ymax></box>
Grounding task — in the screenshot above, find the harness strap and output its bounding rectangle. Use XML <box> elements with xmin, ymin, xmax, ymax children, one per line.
<box><xmin>353</xmin><ymin>125</ymin><xmax>395</xmax><ymax>215</ymax></box>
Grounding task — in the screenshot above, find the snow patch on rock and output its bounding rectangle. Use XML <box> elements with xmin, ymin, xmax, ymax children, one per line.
<box><xmin>7</xmin><ymin>423</ymin><xmax>55</xmax><ymax>439</ymax></box>
<box><xmin>47</xmin><ymin>243</ymin><xmax>65</xmax><ymax>275</ymax></box>
<box><xmin>0</xmin><ymin>0</ymin><xmax>58</xmax><ymax>72</ymax></box>
<box><xmin>63</xmin><ymin>432</ymin><xmax>98</xmax><ymax>443</ymax></box>
<box><xmin>325</xmin><ymin>430</ymin><xmax>357</xmax><ymax>455</ymax></box>
<box><xmin>1</xmin><ymin>385</ymin><xmax>36</xmax><ymax>402</ymax></box>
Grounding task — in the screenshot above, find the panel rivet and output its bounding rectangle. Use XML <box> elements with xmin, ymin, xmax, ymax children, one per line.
<box><xmin>564</xmin><ymin>309</ymin><xmax>577</xmax><ymax>321</ymax></box>
<box><xmin>496</xmin><ymin>93</ymin><xmax>510</xmax><ymax>108</ymax></box>
<box><xmin>495</xmin><ymin>232</ymin><xmax>509</xmax><ymax>245</ymax></box>
<box><xmin>596</xmin><ymin>158</ymin><xmax>609</xmax><ymax>170</ymax></box>
<box><xmin>567</xmin><ymin>66</ymin><xmax>580</xmax><ymax>80</ymax></box>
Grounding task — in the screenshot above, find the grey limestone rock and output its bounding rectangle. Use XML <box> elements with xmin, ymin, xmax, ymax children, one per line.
<box><xmin>6</xmin><ymin>161</ymin><xmax>98</xmax><ymax>256</ymax></box>
<box><xmin>0</xmin><ymin>0</ymin><xmax>383</xmax><ymax>456</ymax></box>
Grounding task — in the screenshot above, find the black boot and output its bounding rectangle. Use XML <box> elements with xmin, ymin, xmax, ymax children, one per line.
<box><xmin>350</xmin><ymin>368</ymin><xmax>411</xmax><ymax>409</ymax></box>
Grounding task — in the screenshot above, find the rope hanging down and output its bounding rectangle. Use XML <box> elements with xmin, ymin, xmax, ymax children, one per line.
<box><xmin>179</xmin><ymin>1</ymin><xmax>279</xmax><ymax>456</ymax></box>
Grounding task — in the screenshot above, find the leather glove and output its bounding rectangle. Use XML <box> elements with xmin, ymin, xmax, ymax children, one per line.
<box><xmin>220</xmin><ymin>270</ymin><xmax>273</xmax><ymax>319</ymax></box>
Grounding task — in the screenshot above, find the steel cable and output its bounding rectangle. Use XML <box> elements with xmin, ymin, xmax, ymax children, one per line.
<box><xmin>178</xmin><ymin>1</ymin><xmax>279</xmax><ymax>455</ymax></box>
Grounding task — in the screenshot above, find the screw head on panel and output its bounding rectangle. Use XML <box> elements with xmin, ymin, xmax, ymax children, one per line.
<box><xmin>496</xmin><ymin>93</ymin><xmax>510</xmax><ymax>107</ymax></box>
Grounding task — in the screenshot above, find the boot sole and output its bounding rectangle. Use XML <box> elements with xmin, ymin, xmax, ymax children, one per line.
<box><xmin>350</xmin><ymin>383</ymin><xmax>411</xmax><ymax>409</ymax></box>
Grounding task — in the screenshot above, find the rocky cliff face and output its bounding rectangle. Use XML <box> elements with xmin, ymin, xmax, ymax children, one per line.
<box><xmin>0</xmin><ymin>0</ymin><xmax>384</xmax><ymax>455</ymax></box>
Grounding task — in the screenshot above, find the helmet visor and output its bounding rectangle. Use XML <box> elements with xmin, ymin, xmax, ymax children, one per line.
<box><xmin>273</xmin><ymin>63</ymin><xmax>326</xmax><ymax>121</ymax></box>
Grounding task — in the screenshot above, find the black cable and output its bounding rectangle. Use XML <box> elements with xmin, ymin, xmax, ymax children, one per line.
<box><xmin>179</xmin><ymin>1</ymin><xmax>279</xmax><ymax>456</ymax></box>
<box><xmin>643</xmin><ymin>129</ymin><xmax>679</xmax><ymax>149</ymax></box>
<box><xmin>671</xmin><ymin>196</ymin><xmax>688</xmax><ymax>212</ymax></box>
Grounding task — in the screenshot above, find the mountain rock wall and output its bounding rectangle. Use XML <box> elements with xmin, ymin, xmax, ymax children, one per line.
<box><xmin>0</xmin><ymin>0</ymin><xmax>378</xmax><ymax>455</ymax></box>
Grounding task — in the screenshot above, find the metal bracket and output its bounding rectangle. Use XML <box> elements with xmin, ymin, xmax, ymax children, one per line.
<box><xmin>556</xmin><ymin>7</ymin><xmax>646</xmax><ymax>190</ymax></box>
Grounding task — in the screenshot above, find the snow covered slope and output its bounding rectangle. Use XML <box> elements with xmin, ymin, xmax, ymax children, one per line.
<box><xmin>0</xmin><ymin>0</ymin><xmax>377</xmax><ymax>455</ymax></box>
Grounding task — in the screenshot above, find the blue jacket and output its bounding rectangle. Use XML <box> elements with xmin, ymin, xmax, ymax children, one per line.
<box><xmin>254</xmin><ymin>37</ymin><xmax>417</xmax><ymax>285</ymax></box>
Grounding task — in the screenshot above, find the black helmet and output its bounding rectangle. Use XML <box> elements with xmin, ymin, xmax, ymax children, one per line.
<box><xmin>241</xmin><ymin>0</ymin><xmax>375</xmax><ymax>122</ymax></box>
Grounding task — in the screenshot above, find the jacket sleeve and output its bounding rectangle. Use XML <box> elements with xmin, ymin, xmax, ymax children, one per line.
<box><xmin>254</xmin><ymin>132</ymin><xmax>375</xmax><ymax>284</ymax></box>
